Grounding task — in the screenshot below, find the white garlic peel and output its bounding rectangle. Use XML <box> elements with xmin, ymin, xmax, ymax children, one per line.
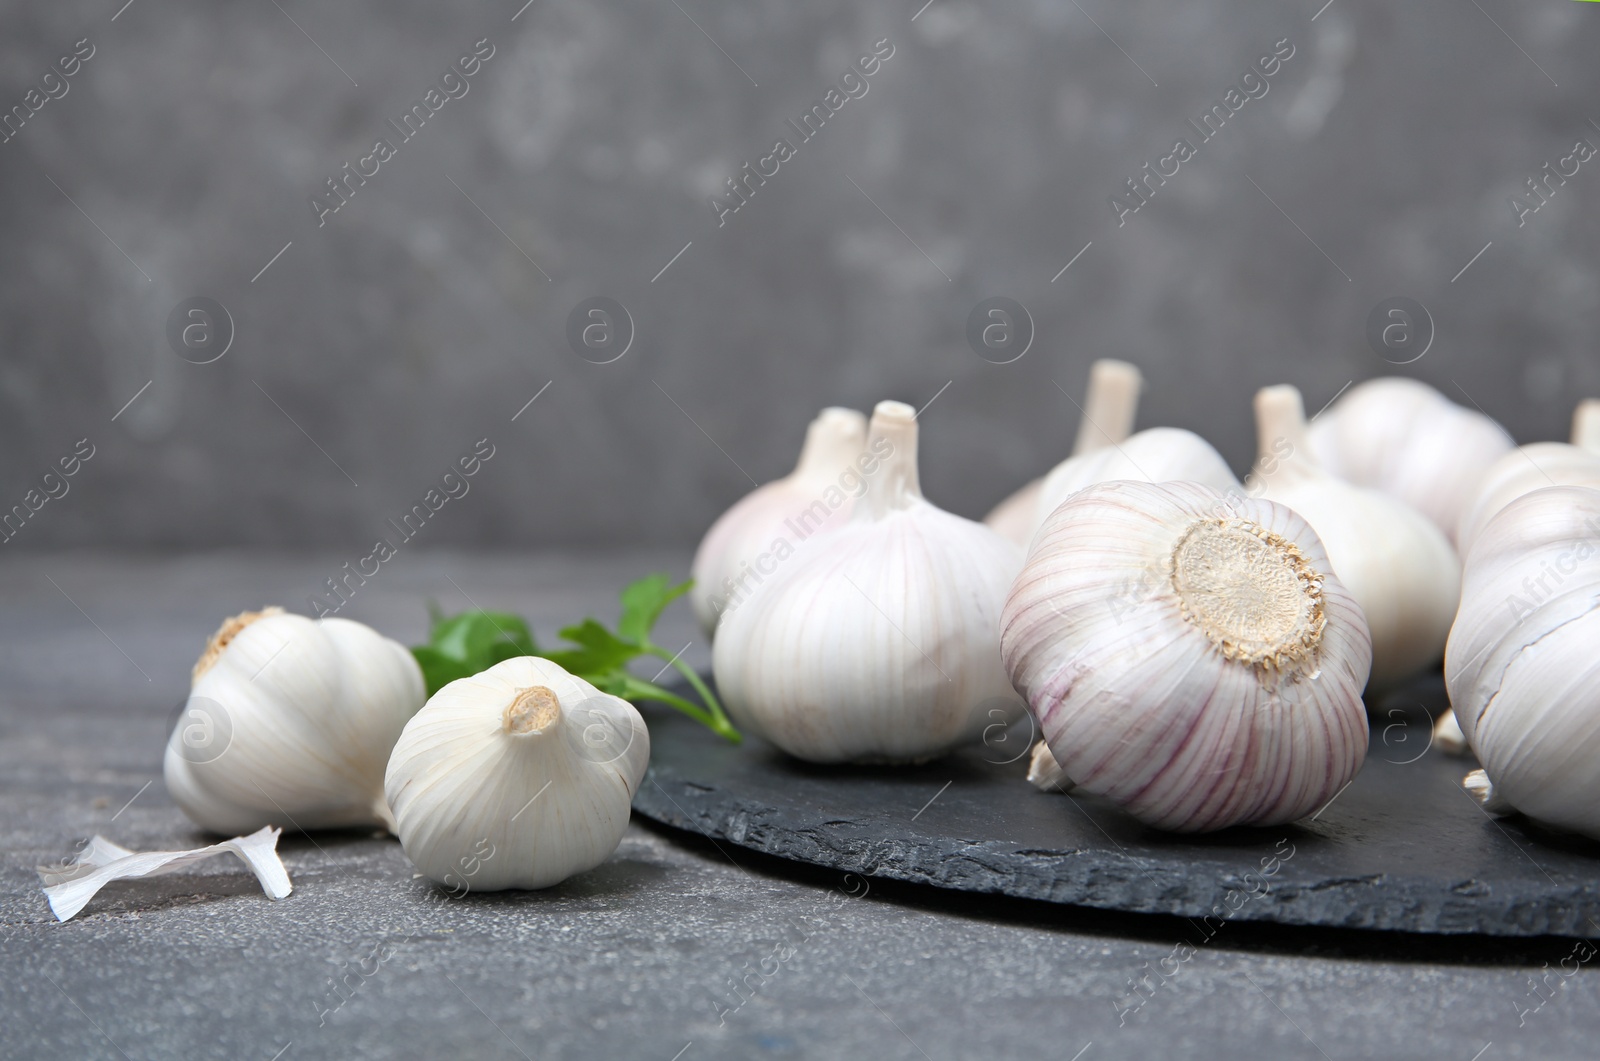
<box><xmin>164</xmin><ymin>608</ymin><xmax>425</xmax><ymax>835</ymax></box>
<box><xmin>1031</xmin><ymin>429</ymin><xmax>1239</xmax><ymax>544</ymax></box>
<box><xmin>385</xmin><ymin>656</ymin><xmax>649</xmax><ymax>890</ymax></box>
<box><xmin>37</xmin><ymin>827</ymin><xmax>292</xmax><ymax>922</ymax></box>
<box><xmin>1002</xmin><ymin>479</ymin><xmax>1371</xmax><ymax>832</ymax></box>
<box><xmin>690</xmin><ymin>407</ymin><xmax>867</xmax><ymax>635</ymax></box>
<box><xmin>1454</xmin><ymin>402</ymin><xmax>1600</xmax><ymax>559</ymax></box>
<box><xmin>713</xmin><ymin>400</ymin><xmax>1025</xmax><ymax>764</ymax></box>
<box><xmin>1307</xmin><ymin>377</ymin><xmax>1511</xmax><ymax>546</ymax></box>
<box><xmin>985</xmin><ymin>359</ymin><xmax>1143</xmax><ymax>546</ymax></box>
<box><xmin>1445</xmin><ymin>486</ymin><xmax>1600</xmax><ymax>839</ymax></box>
<box><xmin>1249</xmin><ymin>385</ymin><xmax>1460</xmax><ymax>691</ymax></box>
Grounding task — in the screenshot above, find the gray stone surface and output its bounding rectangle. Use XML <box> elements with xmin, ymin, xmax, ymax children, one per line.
<box><xmin>4</xmin><ymin>553</ymin><xmax>1600</xmax><ymax>1059</ymax></box>
<box><xmin>4</xmin><ymin>2</ymin><xmax>1600</xmax><ymax>551</ymax></box>
<box><xmin>637</xmin><ymin>678</ymin><xmax>1600</xmax><ymax>937</ymax></box>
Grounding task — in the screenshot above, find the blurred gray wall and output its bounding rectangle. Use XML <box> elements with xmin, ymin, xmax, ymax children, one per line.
<box><xmin>2</xmin><ymin>0</ymin><xmax>1598</xmax><ymax>550</ymax></box>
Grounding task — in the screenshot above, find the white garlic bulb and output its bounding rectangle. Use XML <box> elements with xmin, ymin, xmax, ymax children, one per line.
<box><xmin>1445</xmin><ymin>485</ymin><xmax>1600</xmax><ymax>839</ymax></box>
<box><xmin>984</xmin><ymin>359</ymin><xmax>1143</xmax><ymax>547</ymax></box>
<box><xmin>1249</xmin><ymin>385</ymin><xmax>1460</xmax><ymax>690</ymax></box>
<box><xmin>1001</xmin><ymin>479</ymin><xmax>1371</xmax><ymax>832</ymax></box>
<box><xmin>712</xmin><ymin>400</ymin><xmax>1024</xmax><ymax>764</ymax></box>
<box><xmin>1031</xmin><ymin>427</ymin><xmax>1240</xmax><ymax>537</ymax></box>
<box><xmin>1307</xmin><ymin>377</ymin><xmax>1511</xmax><ymax>546</ymax></box>
<box><xmin>1455</xmin><ymin>399</ymin><xmax>1600</xmax><ymax>559</ymax></box>
<box><xmin>690</xmin><ymin>407</ymin><xmax>868</xmax><ymax>634</ymax></box>
<box><xmin>164</xmin><ymin>607</ymin><xmax>425</xmax><ymax>835</ymax></box>
<box><xmin>385</xmin><ymin>656</ymin><xmax>649</xmax><ymax>890</ymax></box>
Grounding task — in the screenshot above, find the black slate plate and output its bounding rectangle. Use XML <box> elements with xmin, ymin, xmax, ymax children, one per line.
<box><xmin>632</xmin><ymin>675</ymin><xmax>1600</xmax><ymax>938</ymax></box>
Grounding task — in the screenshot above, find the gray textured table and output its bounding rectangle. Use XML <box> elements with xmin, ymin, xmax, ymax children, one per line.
<box><xmin>2</xmin><ymin>553</ymin><xmax>1596</xmax><ymax>1060</ymax></box>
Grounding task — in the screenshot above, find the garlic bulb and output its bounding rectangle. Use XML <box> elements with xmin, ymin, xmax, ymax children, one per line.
<box><xmin>1455</xmin><ymin>399</ymin><xmax>1600</xmax><ymax>559</ymax></box>
<box><xmin>164</xmin><ymin>607</ymin><xmax>425</xmax><ymax>835</ymax></box>
<box><xmin>1248</xmin><ymin>385</ymin><xmax>1460</xmax><ymax>690</ymax></box>
<box><xmin>1307</xmin><ymin>377</ymin><xmax>1511</xmax><ymax>546</ymax></box>
<box><xmin>690</xmin><ymin>407</ymin><xmax>867</xmax><ymax>634</ymax></box>
<box><xmin>984</xmin><ymin>359</ymin><xmax>1143</xmax><ymax>546</ymax></box>
<box><xmin>1445</xmin><ymin>485</ymin><xmax>1600</xmax><ymax>839</ymax></box>
<box><xmin>385</xmin><ymin>656</ymin><xmax>649</xmax><ymax>890</ymax></box>
<box><xmin>1001</xmin><ymin>479</ymin><xmax>1370</xmax><ymax>832</ymax></box>
<box><xmin>712</xmin><ymin>400</ymin><xmax>1024</xmax><ymax>764</ymax></box>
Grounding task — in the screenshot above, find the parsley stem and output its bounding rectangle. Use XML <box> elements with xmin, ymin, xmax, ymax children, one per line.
<box><xmin>647</xmin><ymin>644</ymin><xmax>741</xmax><ymax>743</ymax></box>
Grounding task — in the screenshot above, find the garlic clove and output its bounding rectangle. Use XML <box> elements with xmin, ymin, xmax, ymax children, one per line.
<box><xmin>385</xmin><ymin>656</ymin><xmax>648</xmax><ymax>891</ymax></box>
<box><xmin>1026</xmin><ymin>741</ymin><xmax>1076</xmax><ymax>794</ymax></box>
<box><xmin>984</xmin><ymin>359</ymin><xmax>1143</xmax><ymax>547</ymax></box>
<box><xmin>164</xmin><ymin>608</ymin><xmax>425</xmax><ymax>835</ymax></box>
<box><xmin>1455</xmin><ymin>401</ymin><xmax>1600</xmax><ymax>559</ymax></box>
<box><xmin>690</xmin><ymin>407</ymin><xmax>867</xmax><ymax>634</ymax></box>
<box><xmin>1432</xmin><ymin>708</ymin><xmax>1469</xmax><ymax>757</ymax></box>
<box><xmin>1445</xmin><ymin>485</ymin><xmax>1600</xmax><ymax>839</ymax></box>
<box><xmin>1306</xmin><ymin>377</ymin><xmax>1512</xmax><ymax>546</ymax></box>
<box><xmin>1249</xmin><ymin>385</ymin><xmax>1460</xmax><ymax>691</ymax></box>
<box><xmin>1002</xmin><ymin>479</ymin><xmax>1371</xmax><ymax>832</ymax></box>
<box><xmin>1031</xmin><ymin>428</ymin><xmax>1239</xmax><ymax>540</ymax></box>
<box><xmin>713</xmin><ymin>400</ymin><xmax>1025</xmax><ymax>764</ymax></box>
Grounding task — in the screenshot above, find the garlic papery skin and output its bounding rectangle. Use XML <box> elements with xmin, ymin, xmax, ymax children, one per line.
<box><xmin>1001</xmin><ymin>479</ymin><xmax>1370</xmax><ymax>832</ymax></box>
<box><xmin>712</xmin><ymin>400</ymin><xmax>1025</xmax><ymax>764</ymax></box>
<box><xmin>1445</xmin><ymin>485</ymin><xmax>1600</xmax><ymax>839</ymax></box>
<box><xmin>1307</xmin><ymin>377</ymin><xmax>1512</xmax><ymax>546</ymax></box>
<box><xmin>164</xmin><ymin>608</ymin><xmax>425</xmax><ymax>835</ymax></box>
<box><xmin>1454</xmin><ymin>403</ymin><xmax>1600</xmax><ymax>559</ymax></box>
<box><xmin>1249</xmin><ymin>385</ymin><xmax>1460</xmax><ymax>691</ymax></box>
<box><xmin>984</xmin><ymin>359</ymin><xmax>1143</xmax><ymax>546</ymax></box>
<box><xmin>690</xmin><ymin>407</ymin><xmax>867</xmax><ymax>635</ymax></box>
<box><xmin>384</xmin><ymin>656</ymin><xmax>649</xmax><ymax>890</ymax></box>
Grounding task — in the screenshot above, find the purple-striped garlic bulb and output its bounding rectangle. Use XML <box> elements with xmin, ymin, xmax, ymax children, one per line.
<box><xmin>1000</xmin><ymin>480</ymin><xmax>1371</xmax><ymax>832</ymax></box>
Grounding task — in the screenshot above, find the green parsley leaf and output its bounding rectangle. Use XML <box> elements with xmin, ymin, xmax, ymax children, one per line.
<box><xmin>410</xmin><ymin>574</ymin><xmax>739</xmax><ymax>742</ymax></box>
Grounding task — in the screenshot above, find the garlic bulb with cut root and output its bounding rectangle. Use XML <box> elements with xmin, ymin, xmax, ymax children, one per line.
<box><xmin>1002</xmin><ymin>479</ymin><xmax>1370</xmax><ymax>832</ymax></box>
<box><xmin>1455</xmin><ymin>399</ymin><xmax>1600</xmax><ymax>559</ymax></box>
<box><xmin>164</xmin><ymin>607</ymin><xmax>426</xmax><ymax>835</ymax></box>
<box><xmin>984</xmin><ymin>359</ymin><xmax>1143</xmax><ymax>546</ymax></box>
<box><xmin>691</xmin><ymin>407</ymin><xmax>868</xmax><ymax>635</ymax></box>
<box><xmin>1307</xmin><ymin>377</ymin><xmax>1511</xmax><ymax>546</ymax></box>
<box><xmin>1445</xmin><ymin>485</ymin><xmax>1600</xmax><ymax>840</ymax></box>
<box><xmin>385</xmin><ymin>656</ymin><xmax>649</xmax><ymax>890</ymax></box>
<box><xmin>1249</xmin><ymin>385</ymin><xmax>1460</xmax><ymax>690</ymax></box>
<box><xmin>713</xmin><ymin>400</ymin><xmax>1024</xmax><ymax>764</ymax></box>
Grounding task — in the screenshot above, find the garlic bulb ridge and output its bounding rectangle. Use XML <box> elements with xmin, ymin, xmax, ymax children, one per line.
<box><xmin>691</xmin><ymin>407</ymin><xmax>867</xmax><ymax>634</ymax></box>
<box><xmin>1001</xmin><ymin>479</ymin><xmax>1371</xmax><ymax>832</ymax></box>
<box><xmin>985</xmin><ymin>359</ymin><xmax>1143</xmax><ymax>546</ymax></box>
<box><xmin>713</xmin><ymin>400</ymin><xmax>1024</xmax><ymax>764</ymax></box>
<box><xmin>1307</xmin><ymin>377</ymin><xmax>1512</xmax><ymax>545</ymax></box>
<box><xmin>164</xmin><ymin>607</ymin><xmax>426</xmax><ymax>835</ymax></box>
<box><xmin>1445</xmin><ymin>485</ymin><xmax>1600</xmax><ymax>839</ymax></box>
<box><xmin>1249</xmin><ymin>385</ymin><xmax>1460</xmax><ymax>690</ymax></box>
<box><xmin>385</xmin><ymin>656</ymin><xmax>649</xmax><ymax>890</ymax></box>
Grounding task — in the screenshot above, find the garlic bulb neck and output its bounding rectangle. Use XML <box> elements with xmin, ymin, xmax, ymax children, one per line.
<box><xmin>1171</xmin><ymin>518</ymin><xmax>1325</xmax><ymax>675</ymax></box>
<box><xmin>505</xmin><ymin>686</ymin><xmax>562</xmax><ymax>735</ymax></box>
<box><xmin>1572</xmin><ymin>399</ymin><xmax>1600</xmax><ymax>454</ymax></box>
<box><xmin>859</xmin><ymin>400</ymin><xmax>921</xmax><ymax>519</ymax></box>
<box><xmin>194</xmin><ymin>606</ymin><xmax>284</xmax><ymax>682</ymax></box>
<box><xmin>1253</xmin><ymin>385</ymin><xmax>1320</xmax><ymax>484</ymax></box>
<box><xmin>795</xmin><ymin>407</ymin><xmax>868</xmax><ymax>479</ymax></box>
<box><xmin>1071</xmin><ymin>359</ymin><xmax>1143</xmax><ymax>456</ymax></box>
